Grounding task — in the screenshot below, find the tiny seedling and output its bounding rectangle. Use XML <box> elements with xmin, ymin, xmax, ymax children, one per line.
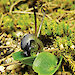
<box><xmin>12</xmin><ymin>51</ymin><xmax>63</xmax><ymax>75</ymax></box>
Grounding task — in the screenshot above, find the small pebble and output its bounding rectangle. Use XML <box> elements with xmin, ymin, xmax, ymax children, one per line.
<box><xmin>1</xmin><ymin>52</ymin><xmax>4</xmax><ymax>55</ymax></box>
<box><xmin>3</xmin><ymin>50</ymin><xmax>7</xmax><ymax>54</ymax></box>
<box><xmin>0</xmin><ymin>66</ymin><xmax>5</xmax><ymax>72</ymax></box>
<box><xmin>5</xmin><ymin>58</ymin><xmax>12</xmax><ymax>63</ymax></box>
<box><xmin>6</xmin><ymin>64</ymin><xmax>20</xmax><ymax>70</ymax></box>
<box><xmin>6</xmin><ymin>41</ymin><xmax>11</xmax><ymax>45</ymax></box>
<box><xmin>51</xmin><ymin>47</ymin><xmax>55</xmax><ymax>49</ymax></box>
<box><xmin>70</xmin><ymin>45</ymin><xmax>75</xmax><ymax>50</ymax></box>
<box><xmin>60</xmin><ymin>44</ymin><xmax>64</xmax><ymax>50</ymax></box>
<box><xmin>43</xmin><ymin>47</ymin><xmax>46</xmax><ymax>51</ymax></box>
<box><xmin>48</xmin><ymin>48</ymin><xmax>50</xmax><ymax>50</ymax></box>
<box><xmin>16</xmin><ymin>31</ymin><xmax>23</xmax><ymax>38</ymax></box>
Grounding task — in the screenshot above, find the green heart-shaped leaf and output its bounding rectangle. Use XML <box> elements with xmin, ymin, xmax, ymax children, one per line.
<box><xmin>33</xmin><ymin>52</ymin><xmax>63</xmax><ymax>75</ymax></box>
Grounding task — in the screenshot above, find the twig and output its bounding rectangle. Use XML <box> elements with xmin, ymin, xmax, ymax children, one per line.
<box><xmin>24</xmin><ymin>7</ymin><xmax>37</xmax><ymax>12</ymax></box>
<box><xmin>0</xmin><ymin>33</ymin><xmax>7</xmax><ymax>40</ymax></box>
<box><xmin>0</xmin><ymin>13</ymin><xmax>9</xmax><ymax>26</ymax></box>
<box><xmin>0</xmin><ymin>14</ymin><xmax>4</xmax><ymax>26</ymax></box>
<box><xmin>55</xmin><ymin>19</ymin><xmax>60</xmax><ymax>24</ymax></box>
<box><xmin>12</xmin><ymin>11</ymin><xmax>52</xmax><ymax>20</ymax></box>
<box><xmin>0</xmin><ymin>52</ymin><xmax>15</xmax><ymax>63</ymax></box>
<box><xmin>1</xmin><ymin>61</ymin><xmax>21</xmax><ymax>66</ymax></box>
<box><xmin>62</xmin><ymin>10</ymin><xmax>75</xmax><ymax>14</ymax></box>
<box><xmin>0</xmin><ymin>33</ymin><xmax>3</xmax><ymax>36</ymax></box>
<box><xmin>58</xmin><ymin>14</ymin><xmax>65</xmax><ymax>21</ymax></box>
<box><xmin>46</xmin><ymin>14</ymin><xmax>52</xmax><ymax>20</ymax></box>
<box><xmin>10</xmin><ymin>0</ymin><xmax>23</xmax><ymax>13</ymax></box>
<box><xmin>44</xmin><ymin>48</ymin><xmax>58</xmax><ymax>52</ymax></box>
<box><xmin>10</xmin><ymin>0</ymin><xmax>37</xmax><ymax>13</ymax></box>
<box><xmin>0</xmin><ymin>46</ymin><xmax>13</xmax><ymax>49</ymax></box>
<box><xmin>62</xmin><ymin>65</ymin><xmax>65</xmax><ymax>72</ymax></box>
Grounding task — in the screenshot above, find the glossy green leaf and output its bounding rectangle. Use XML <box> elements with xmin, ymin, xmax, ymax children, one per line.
<box><xmin>12</xmin><ymin>51</ymin><xmax>36</xmax><ymax>66</ymax></box>
<box><xmin>33</xmin><ymin>52</ymin><xmax>63</xmax><ymax>75</ymax></box>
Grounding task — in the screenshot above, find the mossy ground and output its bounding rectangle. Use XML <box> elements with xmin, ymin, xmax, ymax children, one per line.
<box><xmin>0</xmin><ymin>0</ymin><xmax>75</xmax><ymax>75</ymax></box>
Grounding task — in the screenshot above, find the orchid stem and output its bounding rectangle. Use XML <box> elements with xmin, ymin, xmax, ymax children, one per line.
<box><xmin>37</xmin><ymin>12</ymin><xmax>45</xmax><ymax>37</ymax></box>
<box><xmin>33</xmin><ymin>6</ymin><xmax>37</xmax><ymax>36</ymax></box>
